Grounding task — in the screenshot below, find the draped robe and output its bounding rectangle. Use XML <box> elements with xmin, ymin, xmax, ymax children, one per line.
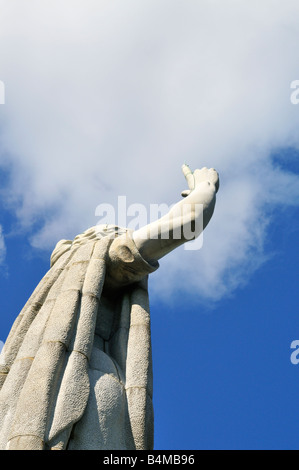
<box><xmin>0</xmin><ymin>226</ymin><xmax>159</xmax><ymax>450</ymax></box>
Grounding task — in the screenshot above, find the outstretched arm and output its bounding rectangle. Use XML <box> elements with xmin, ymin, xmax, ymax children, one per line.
<box><xmin>132</xmin><ymin>165</ymin><xmax>219</xmax><ymax>263</ymax></box>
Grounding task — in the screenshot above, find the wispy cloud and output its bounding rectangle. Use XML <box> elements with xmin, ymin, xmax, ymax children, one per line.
<box><xmin>0</xmin><ymin>0</ymin><xmax>299</xmax><ymax>300</ymax></box>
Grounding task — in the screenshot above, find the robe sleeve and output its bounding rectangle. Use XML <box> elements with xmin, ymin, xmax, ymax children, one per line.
<box><xmin>106</xmin><ymin>231</ymin><xmax>159</xmax><ymax>288</ymax></box>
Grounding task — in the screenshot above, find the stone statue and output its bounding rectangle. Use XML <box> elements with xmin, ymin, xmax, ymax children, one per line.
<box><xmin>0</xmin><ymin>166</ymin><xmax>219</xmax><ymax>450</ymax></box>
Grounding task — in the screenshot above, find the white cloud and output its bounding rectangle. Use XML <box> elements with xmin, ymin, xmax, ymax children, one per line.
<box><xmin>0</xmin><ymin>0</ymin><xmax>299</xmax><ymax>300</ymax></box>
<box><xmin>0</xmin><ymin>340</ymin><xmax>4</xmax><ymax>354</ymax></box>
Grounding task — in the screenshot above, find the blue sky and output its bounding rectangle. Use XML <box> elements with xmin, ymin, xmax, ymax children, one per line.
<box><xmin>151</xmin><ymin>199</ymin><xmax>299</xmax><ymax>450</ymax></box>
<box><xmin>0</xmin><ymin>0</ymin><xmax>299</xmax><ymax>450</ymax></box>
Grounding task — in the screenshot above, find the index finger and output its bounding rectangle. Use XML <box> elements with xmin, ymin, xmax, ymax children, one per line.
<box><xmin>182</xmin><ymin>164</ymin><xmax>194</xmax><ymax>190</ymax></box>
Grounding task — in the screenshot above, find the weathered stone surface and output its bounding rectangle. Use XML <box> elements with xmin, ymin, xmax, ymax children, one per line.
<box><xmin>0</xmin><ymin>166</ymin><xmax>219</xmax><ymax>450</ymax></box>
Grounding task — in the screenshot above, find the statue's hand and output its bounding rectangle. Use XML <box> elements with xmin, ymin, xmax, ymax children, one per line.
<box><xmin>133</xmin><ymin>164</ymin><xmax>219</xmax><ymax>261</ymax></box>
<box><xmin>181</xmin><ymin>165</ymin><xmax>219</xmax><ymax>197</ymax></box>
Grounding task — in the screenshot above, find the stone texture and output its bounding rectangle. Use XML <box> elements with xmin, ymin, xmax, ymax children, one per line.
<box><xmin>0</xmin><ymin>230</ymin><xmax>157</xmax><ymax>450</ymax></box>
<box><xmin>0</xmin><ymin>166</ymin><xmax>219</xmax><ymax>450</ymax></box>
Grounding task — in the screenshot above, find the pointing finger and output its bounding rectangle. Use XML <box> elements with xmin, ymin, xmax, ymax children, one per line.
<box><xmin>182</xmin><ymin>164</ymin><xmax>194</xmax><ymax>190</ymax></box>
